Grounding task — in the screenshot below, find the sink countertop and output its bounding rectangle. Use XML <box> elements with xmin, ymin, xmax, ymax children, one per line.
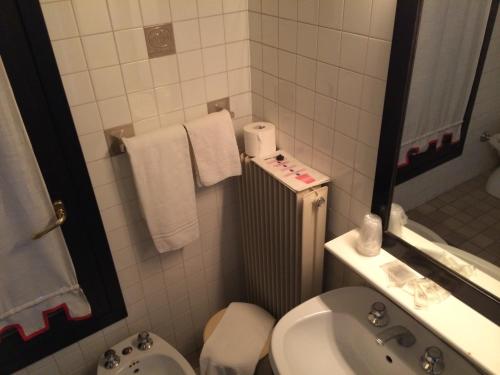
<box><xmin>325</xmin><ymin>230</ymin><xmax>500</xmax><ymax>375</ymax></box>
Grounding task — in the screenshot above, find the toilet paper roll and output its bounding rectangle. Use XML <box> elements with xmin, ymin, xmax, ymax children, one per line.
<box><xmin>243</xmin><ymin>122</ymin><xmax>276</xmax><ymax>158</ymax></box>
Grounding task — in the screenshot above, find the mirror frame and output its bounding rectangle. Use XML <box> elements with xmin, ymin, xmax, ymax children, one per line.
<box><xmin>372</xmin><ymin>0</ymin><xmax>500</xmax><ymax>324</ymax></box>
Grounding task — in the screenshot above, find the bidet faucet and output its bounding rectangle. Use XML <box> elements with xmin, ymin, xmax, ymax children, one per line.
<box><xmin>137</xmin><ymin>331</ymin><xmax>154</xmax><ymax>350</ymax></box>
<box><xmin>421</xmin><ymin>346</ymin><xmax>445</xmax><ymax>374</ymax></box>
<box><xmin>368</xmin><ymin>302</ymin><xmax>389</xmax><ymax>327</ymax></box>
<box><xmin>103</xmin><ymin>349</ymin><xmax>120</xmax><ymax>369</ymax></box>
<box><xmin>375</xmin><ymin>325</ymin><xmax>416</xmax><ymax>347</ymax></box>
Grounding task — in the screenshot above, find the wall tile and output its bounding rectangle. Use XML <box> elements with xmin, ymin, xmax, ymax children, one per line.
<box><xmin>181</xmin><ymin>78</ymin><xmax>207</xmax><ymax>107</ymax></box>
<box><xmin>365</xmin><ymin>38</ymin><xmax>391</xmax><ymax>79</ymax></box>
<box><xmin>343</xmin><ymin>0</ymin><xmax>372</xmax><ymax>35</ymax></box>
<box><xmin>262</xmin><ymin>15</ymin><xmax>279</xmax><ymax>46</ymax></box>
<box><xmin>79</xmin><ymin>131</ymin><xmax>109</xmax><ymax>162</ymax></box>
<box><xmin>340</xmin><ymin>32</ymin><xmax>368</xmax><ymax>73</ymax></box>
<box><xmin>150</xmin><ymin>55</ymin><xmax>180</xmax><ymax>86</ymax></box>
<box><xmin>155</xmin><ymin>84</ymin><xmax>184</xmax><ymax>113</ymax></box>
<box><xmin>198</xmin><ymin>0</ymin><xmax>223</xmax><ymax>17</ymax></box>
<box><xmin>278</xmin><ymin>50</ymin><xmax>296</xmax><ymax>81</ymax></box>
<box><xmin>228</xmin><ymin>68</ymin><xmax>251</xmax><ymax>95</ymax></box>
<box><xmin>200</xmin><ymin>16</ymin><xmax>226</xmax><ymax>47</ymax></box>
<box><xmin>297</xmin><ymin>22</ymin><xmax>318</xmax><ymax>59</ymax></box>
<box><xmin>41</xmin><ymin>1</ymin><xmax>78</xmax><ymax>40</ymax></box>
<box><xmin>279</xmin><ymin>0</ymin><xmax>298</xmax><ymax>20</ymax></box>
<box><xmin>98</xmin><ymin>96</ymin><xmax>132</xmax><ymax>128</ymax></box>
<box><xmin>178</xmin><ymin>50</ymin><xmax>204</xmax><ymax>81</ymax></box>
<box><xmin>313</xmin><ymin>122</ymin><xmax>334</xmax><ymax>154</ymax></box>
<box><xmin>173</xmin><ymin>20</ymin><xmax>201</xmax><ymax>52</ymax></box>
<box><xmin>108</xmin><ymin>0</ymin><xmax>143</xmax><ymax>30</ymax></box>
<box><xmin>128</xmin><ymin>90</ymin><xmax>158</xmax><ymax>121</ymax></box>
<box><xmin>61</xmin><ymin>71</ymin><xmax>95</xmax><ymax>106</ymax></box>
<box><xmin>298</xmin><ymin>0</ymin><xmax>319</xmax><ymax>24</ymax></box>
<box><xmin>317</xmin><ymin>27</ymin><xmax>341</xmax><ymax>65</ymax></box>
<box><xmin>333</xmin><ymin>131</ymin><xmax>356</xmax><ymax>167</ymax></box>
<box><xmin>315</xmin><ymin>62</ymin><xmax>338</xmax><ymax>98</ymax></box>
<box><xmin>52</xmin><ymin>38</ymin><xmax>87</xmax><ymax>74</ymax></box>
<box><xmin>262</xmin><ymin>0</ymin><xmax>278</xmax><ymax>16</ymax></box>
<box><xmin>278</xmin><ymin>18</ymin><xmax>297</xmax><ymax>52</ymax></box>
<box><xmin>72</xmin><ymin>0</ymin><xmax>112</xmax><ymax>35</ymax></box>
<box><xmin>71</xmin><ymin>102</ymin><xmax>103</xmax><ymax>136</ymax></box>
<box><xmin>170</xmin><ymin>0</ymin><xmax>198</xmax><ymax>21</ymax></box>
<box><xmin>318</xmin><ymin>0</ymin><xmax>343</xmax><ymax>29</ymax></box>
<box><xmin>296</xmin><ymin>55</ymin><xmax>316</xmax><ymax>90</ymax></box>
<box><xmin>361</xmin><ymin>76</ymin><xmax>386</xmax><ymax>115</ymax></box>
<box><xmin>139</xmin><ymin>0</ymin><xmax>172</xmax><ymax>26</ymax></box>
<box><xmin>224</xmin><ymin>12</ymin><xmax>249</xmax><ymax>42</ymax></box>
<box><xmin>223</xmin><ymin>0</ymin><xmax>247</xmax><ymax>13</ymax></box>
<box><xmin>115</xmin><ymin>28</ymin><xmax>149</xmax><ymax>63</ymax></box>
<box><xmin>335</xmin><ymin>101</ymin><xmax>359</xmax><ymax>139</ymax></box>
<box><xmin>227</xmin><ymin>41</ymin><xmax>250</xmax><ymax>70</ymax></box>
<box><xmin>202</xmin><ymin>45</ymin><xmax>227</xmax><ymax>74</ymax></box>
<box><xmin>205</xmin><ymin>72</ymin><xmax>229</xmax><ymax>100</ymax></box>
<box><xmin>122</xmin><ymin>60</ymin><xmax>154</xmax><ymax>93</ymax></box>
<box><xmin>82</xmin><ymin>33</ymin><xmax>119</xmax><ymax>69</ymax></box>
<box><xmin>90</xmin><ymin>66</ymin><xmax>126</xmax><ymax>100</ymax></box>
<box><xmin>337</xmin><ymin>69</ymin><xmax>363</xmax><ymax>107</ymax></box>
<box><xmin>370</xmin><ymin>0</ymin><xmax>397</xmax><ymax>40</ymax></box>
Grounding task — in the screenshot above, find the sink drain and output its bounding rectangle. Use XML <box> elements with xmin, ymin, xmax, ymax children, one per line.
<box><xmin>386</xmin><ymin>355</ymin><xmax>393</xmax><ymax>363</ymax></box>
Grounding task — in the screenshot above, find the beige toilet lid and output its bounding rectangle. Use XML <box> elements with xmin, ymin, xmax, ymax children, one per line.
<box><xmin>202</xmin><ymin>308</ymin><xmax>271</xmax><ymax>360</ymax></box>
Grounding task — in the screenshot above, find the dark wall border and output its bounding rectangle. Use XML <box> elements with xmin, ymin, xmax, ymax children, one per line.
<box><xmin>372</xmin><ymin>0</ymin><xmax>500</xmax><ymax>325</ymax></box>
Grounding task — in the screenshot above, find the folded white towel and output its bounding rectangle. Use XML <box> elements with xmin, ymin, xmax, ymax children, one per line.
<box><xmin>200</xmin><ymin>303</ymin><xmax>275</xmax><ymax>375</ymax></box>
<box><xmin>123</xmin><ymin>125</ymin><xmax>199</xmax><ymax>252</ymax></box>
<box><xmin>184</xmin><ymin>110</ymin><xmax>242</xmax><ymax>187</ymax></box>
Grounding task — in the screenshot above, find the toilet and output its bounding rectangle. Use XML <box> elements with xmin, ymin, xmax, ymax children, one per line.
<box><xmin>96</xmin><ymin>332</ymin><xmax>195</xmax><ymax>375</ymax></box>
<box><xmin>486</xmin><ymin>133</ymin><xmax>500</xmax><ymax>199</ymax></box>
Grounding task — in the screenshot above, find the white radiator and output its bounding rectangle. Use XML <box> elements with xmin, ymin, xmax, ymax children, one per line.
<box><xmin>239</xmin><ymin>151</ymin><xmax>329</xmax><ymax>318</ymax></box>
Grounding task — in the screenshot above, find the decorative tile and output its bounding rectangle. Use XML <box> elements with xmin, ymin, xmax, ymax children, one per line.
<box><xmin>144</xmin><ymin>23</ymin><xmax>176</xmax><ymax>58</ymax></box>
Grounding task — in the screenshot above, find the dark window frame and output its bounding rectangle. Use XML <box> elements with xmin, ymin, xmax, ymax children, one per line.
<box><xmin>0</xmin><ymin>1</ymin><xmax>127</xmax><ymax>372</ymax></box>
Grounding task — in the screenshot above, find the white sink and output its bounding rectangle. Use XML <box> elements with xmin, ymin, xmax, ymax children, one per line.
<box><xmin>96</xmin><ymin>332</ymin><xmax>195</xmax><ymax>375</ymax></box>
<box><xmin>270</xmin><ymin>287</ymin><xmax>480</xmax><ymax>375</ymax></box>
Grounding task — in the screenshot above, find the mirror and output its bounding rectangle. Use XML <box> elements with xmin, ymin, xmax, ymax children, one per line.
<box><xmin>393</xmin><ymin>0</ymin><xmax>500</xmax><ymax>298</ymax></box>
<box><xmin>373</xmin><ymin>0</ymin><xmax>500</xmax><ymax>321</ymax></box>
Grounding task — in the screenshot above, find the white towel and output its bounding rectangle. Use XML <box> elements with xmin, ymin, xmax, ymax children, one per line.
<box><xmin>123</xmin><ymin>125</ymin><xmax>199</xmax><ymax>252</ymax></box>
<box><xmin>200</xmin><ymin>303</ymin><xmax>275</xmax><ymax>375</ymax></box>
<box><xmin>184</xmin><ymin>110</ymin><xmax>242</xmax><ymax>187</ymax></box>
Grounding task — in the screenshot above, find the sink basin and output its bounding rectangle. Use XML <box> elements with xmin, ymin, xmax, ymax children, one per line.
<box><xmin>270</xmin><ymin>287</ymin><xmax>480</xmax><ymax>375</ymax></box>
<box><xmin>96</xmin><ymin>332</ymin><xmax>195</xmax><ymax>375</ymax></box>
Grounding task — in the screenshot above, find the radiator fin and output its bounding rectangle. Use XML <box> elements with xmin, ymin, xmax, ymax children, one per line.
<box><xmin>239</xmin><ymin>157</ymin><xmax>328</xmax><ymax>318</ymax></box>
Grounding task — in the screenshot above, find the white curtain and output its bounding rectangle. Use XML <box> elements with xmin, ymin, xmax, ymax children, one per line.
<box><xmin>0</xmin><ymin>57</ymin><xmax>90</xmax><ymax>340</ymax></box>
<box><xmin>399</xmin><ymin>0</ymin><xmax>492</xmax><ymax>165</ymax></box>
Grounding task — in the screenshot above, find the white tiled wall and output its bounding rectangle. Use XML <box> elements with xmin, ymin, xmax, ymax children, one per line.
<box><xmin>15</xmin><ymin>1</ymin><xmax>251</xmax><ymax>374</ymax></box>
<box><xmin>15</xmin><ymin>1</ymin><xmax>400</xmax><ymax>373</ymax></box>
<box><xmin>395</xmin><ymin>12</ymin><xmax>500</xmax><ymax>210</ymax></box>
<box><xmin>248</xmin><ymin>0</ymin><xmax>396</xmax><ymax>237</ymax></box>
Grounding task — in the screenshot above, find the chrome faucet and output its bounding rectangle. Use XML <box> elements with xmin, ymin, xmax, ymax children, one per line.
<box><xmin>368</xmin><ymin>302</ymin><xmax>389</xmax><ymax>327</ymax></box>
<box><xmin>375</xmin><ymin>325</ymin><xmax>416</xmax><ymax>347</ymax></box>
<box><xmin>137</xmin><ymin>331</ymin><xmax>153</xmax><ymax>351</ymax></box>
<box><xmin>103</xmin><ymin>349</ymin><xmax>120</xmax><ymax>369</ymax></box>
<box><xmin>421</xmin><ymin>346</ymin><xmax>445</xmax><ymax>374</ymax></box>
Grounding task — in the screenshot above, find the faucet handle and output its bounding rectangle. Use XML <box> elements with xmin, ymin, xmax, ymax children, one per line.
<box><xmin>368</xmin><ymin>302</ymin><xmax>389</xmax><ymax>327</ymax></box>
<box><xmin>137</xmin><ymin>331</ymin><xmax>153</xmax><ymax>351</ymax></box>
<box><xmin>421</xmin><ymin>346</ymin><xmax>445</xmax><ymax>374</ymax></box>
<box><xmin>103</xmin><ymin>349</ymin><xmax>120</xmax><ymax>369</ymax></box>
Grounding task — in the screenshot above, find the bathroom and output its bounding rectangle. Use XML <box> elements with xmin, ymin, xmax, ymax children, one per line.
<box><xmin>0</xmin><ymin>0</ymin><xmax>498</xmax><ymax>374</ymax></box>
